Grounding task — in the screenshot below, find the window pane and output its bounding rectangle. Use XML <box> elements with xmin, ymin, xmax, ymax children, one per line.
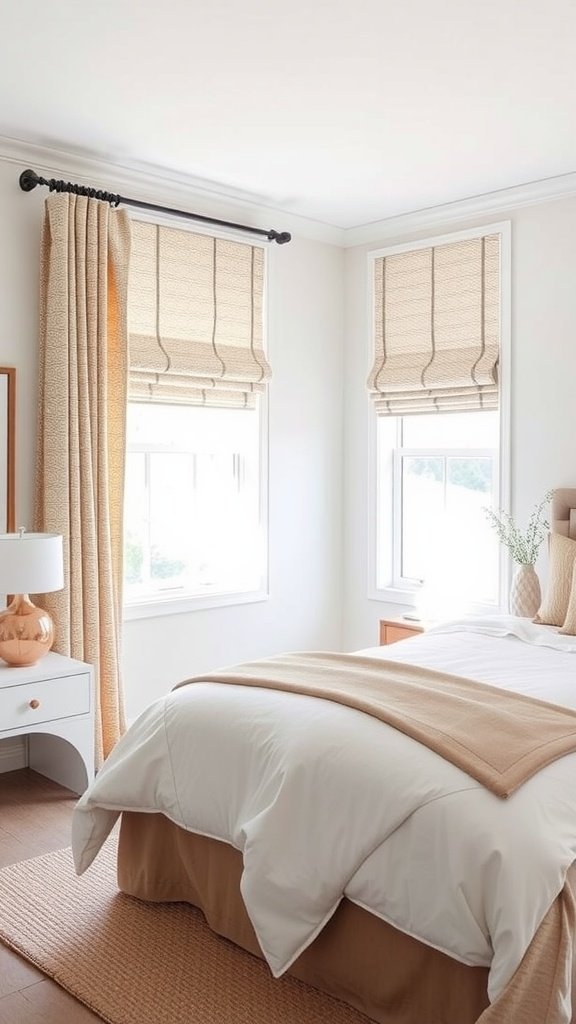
<box><xmin>124</xmin><ymin>403</ymin><xmax>263</xmax><ymax>601</ymax></box>
<box><xmin>445</xmin><ymin>457</ymin><xmax>498</xmax><ymax>604</ymax></box>
<box><xmin>401</xmin><ymin>411</ymin><xmax>499</xmax><ymax>449</ymax></box>
<box><xmin>125</xmin><ymin>453</ymin><xmax>147</xmax><ymax>586</ymax></box>
<box><xmin>401</xmin><ymin>457</ymin><xmax>445</xmax><ymax>581</ymax></box>
<box><xmin>127</xmin><ymin>403</ymin><xmax>258</xmax><ymax>453</ymax></box>
<box><xmin>399</xmin><ymin>453</ymin><xmax>499</xmax><ymax>604</ymax></box>
<box><xmin>149</xmin><ymin>453</ymin><xmax>195</xmax><ymax>589</ymax></box>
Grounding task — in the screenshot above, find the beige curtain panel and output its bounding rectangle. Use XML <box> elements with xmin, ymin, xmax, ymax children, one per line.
<box><xmin>368</xmin><ymin>233</ymin><xmax>500</xmax><ymax>415</ymax></box>
<box><xmin>128</xmin><ymin>221</ymin><xmax>269</xmax><ymax>408</ymax></box>
<box><xmin>35</xmin><ymin>193</ymin><xmax>131</xmax><ymax>765</ymax></box>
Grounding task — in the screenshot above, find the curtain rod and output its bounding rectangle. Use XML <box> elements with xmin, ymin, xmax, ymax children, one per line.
<box><xmin>18</xmin><ymin>168</ymin><xmax>292</xmax><ymax>245</ymax></box>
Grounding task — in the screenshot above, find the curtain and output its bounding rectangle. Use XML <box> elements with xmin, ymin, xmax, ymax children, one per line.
<box><xmin>35</xmin><ymin>193</ymin><xmax>131</xmax><ymax>764</ymax></box>
<box><xmin>128</xmin><ymin>220</ymin><xmax>269</xmax><ymax>408</ymax></box>
<box><xmin>368</xmin><ymin>233</ymin><xmax>500</xmax><ymax>415</ymax></box>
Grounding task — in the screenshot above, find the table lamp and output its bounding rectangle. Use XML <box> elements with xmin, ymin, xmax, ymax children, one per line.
<box><xmin>0</xmin><ymin>530</ymin><xmax>64</xmax><ymax>667</ymax></box>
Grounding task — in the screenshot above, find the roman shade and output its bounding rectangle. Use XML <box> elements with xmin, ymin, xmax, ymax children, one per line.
<box><xmin>368</xmin><ymin>233</ymin><xmax>500</xmax><ymax>415</ymax></box>
<box><xmin>128</xmin><ymin>221</ymin><xmax>270</xmax><ymax>408</ymax></box>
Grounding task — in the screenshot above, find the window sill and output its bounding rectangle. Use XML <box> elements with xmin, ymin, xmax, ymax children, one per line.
<box><xmin>369</xmin><ymin>586</ymin><xmax>503</xmax><ymax>618</ymax></box>
<box><xmin>123</xmin><ymin>587</ymin><xmax>270</xmax><ymax>621</ymax></box>
<box><xmin>368</xmin><ymin>586</ymin><xmax>419</xmax><ymax>607</ymax></box>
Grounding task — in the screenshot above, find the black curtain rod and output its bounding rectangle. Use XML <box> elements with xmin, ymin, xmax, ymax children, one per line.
<box><xmin>18</xmin><ymin>168</ymin><xmax>292</xmax><ymax>245</ymax></box>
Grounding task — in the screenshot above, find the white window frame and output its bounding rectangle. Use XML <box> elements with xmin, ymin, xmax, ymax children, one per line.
<box><xmin>367</xmin><ymin>220</ymin><xmax>512</xmax><ymax>612</ymax></box>
<box><xmin>392</xmin><ymin>433</ymin><xmax>499</xmax><ymax>591</ymax></box>
<box><xmin>123</xmin><ymin>210</ymin><xmax>271</xmax><ymax>621</ymax></box>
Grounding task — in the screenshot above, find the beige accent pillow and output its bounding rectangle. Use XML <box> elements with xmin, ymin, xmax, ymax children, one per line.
<box><xmin>534</xmin><ymin>533</ymin><xmax>576</xmax><ymax>627</ymax></box>
<box><xmin>559</xmin><ymin>561</ymin><xmax>576</xmax><ymax>635</ymax></box>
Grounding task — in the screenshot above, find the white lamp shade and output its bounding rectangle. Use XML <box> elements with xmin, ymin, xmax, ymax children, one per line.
<box><xmin>0</xmin><ymin>533</ymin><xmax>64</xmax><ymax>595</ymax></box>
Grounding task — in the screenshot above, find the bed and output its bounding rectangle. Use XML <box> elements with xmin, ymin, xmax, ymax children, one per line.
<box><xmin>72</xmin><ymin>491</ymin><xmax>576</xmax><ymax>1024</ymax></box>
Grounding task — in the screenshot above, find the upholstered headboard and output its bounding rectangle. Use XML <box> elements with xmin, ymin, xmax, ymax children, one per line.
<box><xmin>551</xmin><ymin>489</ymin><xmax>576</xmax><ymax>539</ymax></box>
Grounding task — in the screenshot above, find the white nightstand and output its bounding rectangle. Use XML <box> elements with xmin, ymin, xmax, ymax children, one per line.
<box><xmin>0</xmin><ymin>652</ymin><xmax>94</xmax><ymax>795</ymax></box>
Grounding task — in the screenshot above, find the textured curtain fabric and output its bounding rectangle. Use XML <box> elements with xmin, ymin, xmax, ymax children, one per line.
<box><xmin>368</xmin><ymin>233</ymin><xmax>500</xmax><ymax>415</ymax></box>
<box><xmin>35</xmin><ymin>193</ymin><xmax>131</xmax><ymax>764</ymax></box>
<box><xmin>128</xmin><ymin>220</ymin><xmax>269</xmax><ymax>408</ymax></box>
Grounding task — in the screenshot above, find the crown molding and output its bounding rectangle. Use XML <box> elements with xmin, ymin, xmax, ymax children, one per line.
<box><xmin>343</xmin><ymin>171</ymin><xmax>576</xmax><ymax>247</ymax></box>
<box><xmin>2</xmin><ymin>134</ymin><xmax>575</xmax><ymax>250</ymax></box>
<box><xmin>0</xmin><ymin>135</ymin><xmax>345</xmax><ymax>247</ymax></box>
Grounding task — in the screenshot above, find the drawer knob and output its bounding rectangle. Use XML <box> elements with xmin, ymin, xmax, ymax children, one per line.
<box><xmin>28</xmin><ymin>698</ymin><xmax>41</xmax><ymax>710</ymax></box>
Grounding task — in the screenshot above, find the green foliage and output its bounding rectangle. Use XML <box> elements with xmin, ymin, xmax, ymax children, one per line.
<box><xmin>124</xmin><ymin>537</ymin><xmax>185</xmax><ymax>584</ymax></box>
<box><xmin>409</xmin><ymin>458</ymin><xmax>492</xmax><ymax>492</ymax></box>
<box><xmin>151</xmin><ymin>547</ymin><xmax>185</xmax><ymax>580</ymax></box>
<box><xmin>408</xmin><ymin>458</ymin><xmax>443</xmax><ymax>482</ymax></box>
<box><xmin>125</xmin><ymin>536</ymin><xmax>143</xmax><ymax>584</ymax></box>
<box><xmin>484</xmin><ymin>490</ymin><xmax>553</xmax><ymax>565</ymax></box>
<box><xmin>448</xmin><ymin>459</ymin><xmax>492</xmax><ymax>493</ymax></box>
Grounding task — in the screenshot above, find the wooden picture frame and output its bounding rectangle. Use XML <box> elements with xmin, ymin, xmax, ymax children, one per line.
<box><xmin>0</xmin><ymin>367</ymin><xmax>15</xmax><ymax>533</ymax></box>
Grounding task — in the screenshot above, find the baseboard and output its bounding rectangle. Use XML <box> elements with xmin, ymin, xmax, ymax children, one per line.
<box><xmin>0</xmin><ymin>736</ymin><xmax>28</xmax><ymax>773</ymax></box>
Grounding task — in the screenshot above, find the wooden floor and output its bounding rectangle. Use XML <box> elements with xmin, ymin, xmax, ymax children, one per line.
<box><xmin>0</xmin><ymin>769</ymin><xmax>101</xmax><ymax>1022</ymax></box>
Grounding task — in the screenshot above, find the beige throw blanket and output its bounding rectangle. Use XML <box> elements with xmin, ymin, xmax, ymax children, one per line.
<box><xmin>175</xmin><ymin>651</ymin><xmax>576</xmax><ymax>798</ymax></box>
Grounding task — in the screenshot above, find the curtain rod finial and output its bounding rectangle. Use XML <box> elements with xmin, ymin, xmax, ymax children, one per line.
<box><xmin>268</xmin><ymin>230</ymin><xmax>292</xmax><ymax>245</ymax></box>
<box><xmin>19</xmin><ymin>169</ymin><xmax>41</xmax><ymax>192</ymax></box>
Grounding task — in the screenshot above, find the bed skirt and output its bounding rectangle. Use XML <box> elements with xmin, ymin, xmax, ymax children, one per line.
<box><xmin>117</xmin><ymin>811</ymin><xmax>491</xmax><ymax>1024</ymax></box>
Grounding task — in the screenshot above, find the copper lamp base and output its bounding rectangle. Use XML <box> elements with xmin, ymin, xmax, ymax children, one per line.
<box><xmin>0</xmin><ymin>594</ymin><xmax>55</xmax><ymax>667</ymax></box>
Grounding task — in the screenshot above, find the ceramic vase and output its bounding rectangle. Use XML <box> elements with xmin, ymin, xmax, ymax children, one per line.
<box><xmin>509</xmin><ymin>564</ymin><xmax>541</xmax><ymax>618</ymax></box>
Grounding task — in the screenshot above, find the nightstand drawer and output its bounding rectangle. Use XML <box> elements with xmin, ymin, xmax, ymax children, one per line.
<box><xmin>379</xmin><ymin>618</ymin><xmax>426</xmax><ymax>645</ymax></box>
<box><xmin>0</xmin><ymin>673</ymin><xmax>90</xmax><ymax>732</ymax></box>
<box><xmin>384</xmin><ymin>625</ymin><xmax>420</xmax><ymax>644</ymax></box>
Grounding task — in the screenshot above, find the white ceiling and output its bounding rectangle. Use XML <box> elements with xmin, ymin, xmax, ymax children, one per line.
<box><xmin>2</xmin><ymin>0</ymin><xmax>576</xmax><ymax>229</ymax></box>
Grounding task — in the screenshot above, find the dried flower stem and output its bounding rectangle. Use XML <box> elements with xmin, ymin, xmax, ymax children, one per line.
<box><xmin>484</xmin><ymin>490</ymin><xmax>553</xmax><ymax>565</ymax></box>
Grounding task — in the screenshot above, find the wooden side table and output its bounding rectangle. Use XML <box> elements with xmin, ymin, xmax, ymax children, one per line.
<box><xmin>0</xmin><ymin>651</ymin><xmax>94</xmax><ymax>795</ymax></box>
<box><xmin>379</xmin><ymin>616</ymin><xmax>428</xmax><ymax>646</ymax></box>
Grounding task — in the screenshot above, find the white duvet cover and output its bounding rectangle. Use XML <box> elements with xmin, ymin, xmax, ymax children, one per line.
<box><xmin>72</xmin><ymin>618</ymin><xmax>576</xmax><ymax>1009</ymax></box>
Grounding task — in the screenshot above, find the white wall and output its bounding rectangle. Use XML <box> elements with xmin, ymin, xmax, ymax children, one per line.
<box><xmin>342</xmin><ymin>197</ymin><xmax>576</xmax><ymax>651</ymax></box>
<box><xmin>0</xmin><ymin>150</ymin><xmax>344</xmax><ymax>721</ymax></box>
<box><xmin>0</xmin><ymin>160</ymin><xmax>43</xmax><ymax>528</ymax></box>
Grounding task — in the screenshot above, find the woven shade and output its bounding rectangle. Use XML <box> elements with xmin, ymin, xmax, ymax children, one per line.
<box><xmin>369</xmin><ymin>233</ymin><xmax>500</xmax><ymax>415</ymax></box>
<box><xmin>128</xmin><ymin>221</ymin><xmax>269</xmax><ymax>408</ymax></box>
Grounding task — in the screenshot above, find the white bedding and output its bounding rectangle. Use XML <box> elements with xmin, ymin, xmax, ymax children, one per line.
<box><xmin>72</xmin><ymin>617</ymin><xmax>576</xmax><ymax>1012</ymax></box>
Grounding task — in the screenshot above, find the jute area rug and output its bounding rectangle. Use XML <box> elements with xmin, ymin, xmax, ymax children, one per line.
<box><xmin>0</xmin><ymin>843</ymin><xmax>371</xmax><ymax>1024</ymax></box>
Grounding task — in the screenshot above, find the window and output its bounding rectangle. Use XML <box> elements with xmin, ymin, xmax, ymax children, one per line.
<box><xmin>124</xmin><ymin>403</ymin><xmax>266</xmax><ymax>608</ymax></box>
<box><xmin>377</xmin><ymin>411</ymin><xmax>500</xmax><ymax>608</ymax></box>
<box><xmin>124</xmin><ymin>218</ymin><xmax>270</xmax><ymax>615</ymax></box>
<box><xmin>369</xmin><ymin>223</ymin><xmax>510</xmax><ymax>611</ymax></box>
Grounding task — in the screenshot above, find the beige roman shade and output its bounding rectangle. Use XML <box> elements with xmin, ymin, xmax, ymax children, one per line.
<box><xmin>368</xmin><ymin>233</ymin><xmax>500</xmax><ymax>415</ymax></box>
<box><xmin>128</xmin><ymin>221</ymin><xmax>269</xmax><ymax>408</ymax></box>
